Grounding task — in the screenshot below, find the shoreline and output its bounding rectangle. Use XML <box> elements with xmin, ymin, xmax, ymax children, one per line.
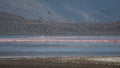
<box><xmin>0</xmin><ymin>56</ymin><xmax>120</xmax><ymax>62</ymax></box>
<box><xmin>0</xmin><ymin>56</ymin><xmax>120</xmax><ymax>68</ymax></box>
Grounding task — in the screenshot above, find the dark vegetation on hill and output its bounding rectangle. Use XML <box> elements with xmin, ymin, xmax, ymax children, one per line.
<box><xmin>0</xmin><ymin>12</ymin><xmax>120</xmax><ymax>35</ymax></box>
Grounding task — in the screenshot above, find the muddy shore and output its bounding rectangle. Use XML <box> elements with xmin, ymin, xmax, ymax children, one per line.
<box><xmin>0</xmin><ymin>56</ymin><xmax>120</xmax><ymax>68</ymax></box>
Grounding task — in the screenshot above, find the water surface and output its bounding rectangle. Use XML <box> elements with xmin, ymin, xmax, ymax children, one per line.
<box><xmin>0</xmin><ymin>36</ymin><xmax>120</xmax><ymax>57</ymax></box>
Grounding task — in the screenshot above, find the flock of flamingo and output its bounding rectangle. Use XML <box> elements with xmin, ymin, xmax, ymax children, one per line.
<box><xmin>0</xmin><ymin>36</ymin><xmax>120</xmax><ymax>43</ymax></box>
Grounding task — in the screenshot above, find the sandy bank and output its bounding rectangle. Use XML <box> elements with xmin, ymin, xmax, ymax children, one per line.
<box><xmin>0</xmin><ymin>56</ymin><xmax>120</xmax><ymax>68</ymax></box>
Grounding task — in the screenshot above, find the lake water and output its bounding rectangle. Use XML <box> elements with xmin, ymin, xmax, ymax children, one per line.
<box><xmin>0</xmin><ymin>35</ymin><xmax>120</xmax><ymax>57</ymax></box>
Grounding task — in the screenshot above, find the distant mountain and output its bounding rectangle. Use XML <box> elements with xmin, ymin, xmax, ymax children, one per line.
<box><xmin>0</xmin><ymin>12</ymin><xmax>120</xmax><ymax>35</ymax></box>
<box><xmin>0</xmin><ymin>0</ymin><xmax>120</xmax><ymax>23</ymax></box>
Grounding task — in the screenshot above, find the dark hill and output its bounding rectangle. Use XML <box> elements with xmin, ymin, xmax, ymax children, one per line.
<box><xmin>0</xmin><ymin>12</ymin><xmax>120</xmax><ymax>35</ymax></box>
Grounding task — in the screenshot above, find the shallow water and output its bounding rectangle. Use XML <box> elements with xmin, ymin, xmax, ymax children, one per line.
<box><xmin>0</xmin><ymin>36</ymin><xmax>120</xmax><ymax>57</ymax></box>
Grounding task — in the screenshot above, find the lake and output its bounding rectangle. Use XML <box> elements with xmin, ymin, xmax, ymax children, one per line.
<box><xmin>0</xmin><ymin>35</ymin><xmax>120</xmax><ymax>57</ymax></box>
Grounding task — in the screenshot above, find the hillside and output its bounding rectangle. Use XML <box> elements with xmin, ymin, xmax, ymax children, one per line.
<box><xmin>0</xmin><ymin>12</ymin><xmax>120</xmax><ymax>35</ymax></box>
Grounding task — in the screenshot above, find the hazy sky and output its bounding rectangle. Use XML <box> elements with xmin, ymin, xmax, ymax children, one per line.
<box><xmin>0</xmin><ymin>0</ymin><xmax>120</xmax><ymax>22</ymax></box>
